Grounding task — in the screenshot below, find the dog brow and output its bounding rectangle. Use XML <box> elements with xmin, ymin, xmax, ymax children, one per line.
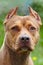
<box><xmin>9</xmin><ymin>21</ymin><xmax>22</xmax><ymax>29</ymax></box>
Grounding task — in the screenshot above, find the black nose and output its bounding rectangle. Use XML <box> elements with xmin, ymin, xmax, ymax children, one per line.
<box><xmin>20</xmin><ymin>36</ymin><xmax>30</xmax><ymax>43</ymax></box>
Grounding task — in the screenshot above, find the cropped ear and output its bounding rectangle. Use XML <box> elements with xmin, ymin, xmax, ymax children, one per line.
<box><xmin>4</xmin><ymin>7</ymin><xmax>18</xmax><ymax>24</ymax></box>
<box><xmin>6</xmin><ymin>7</ymin><xmax>18</xmax><ymax>19</ymax></box>
<box><xmin>29</xmin><ymin>7</ymin><xmax>42</xmax><ymax>26</ymax></box>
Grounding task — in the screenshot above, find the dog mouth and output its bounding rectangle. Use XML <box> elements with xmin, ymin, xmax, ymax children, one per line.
<box><xmin>17</xmin><ymin>46</ymin><xmax>32</xmax><ymax>53</ymax></box>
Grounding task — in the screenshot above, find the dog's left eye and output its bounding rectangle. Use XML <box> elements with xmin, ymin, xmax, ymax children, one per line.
<box><xmin>29</xmin><ymin>26</ymin><xmax>36</xmax><ymax>31</ymax></box>
<box><xmin>30</xmin><ymin>26</ymin><xmax>36</xmax><ymax>30</ymax></box>
<box><xmin>11</xmin><ymin>26</ymin><xmax>20</xmax><ymax>31</ymax></box>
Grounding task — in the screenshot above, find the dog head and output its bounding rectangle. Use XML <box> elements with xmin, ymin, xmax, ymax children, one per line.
<box><xmin>4</xmin><ymin>7</ymin><xmax>42</xmax><ymax>53</ymax></box>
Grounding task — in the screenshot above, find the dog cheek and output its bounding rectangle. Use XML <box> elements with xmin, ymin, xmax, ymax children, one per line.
<box><xmin>34</xmin><ymin>32</ymin><xmax>40</xmax><ymax>44</ymax></box>
<box><xmin>30</xmin><ymin>32</ymin><xmax>39</xmax><ymax>50</ymax></box>
<box><xmin>31</xmin><ymin>40</ymin><xmax>35</xmax><ymax>50</ymax></box>
<box><xmin>6</xmin><ymin>32</ymin><xmax>14</xmax><ymax>47</ymax></box>
<box><xmin>11</xmin><ymin>34</ymin><xmax>20</xmax><ymax>50</ymax></box>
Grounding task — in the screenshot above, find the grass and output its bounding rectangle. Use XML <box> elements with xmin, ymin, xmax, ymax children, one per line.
<box><xmin>0</xmin><ymin>17</ymin><xmax>43</xmax><ymax>65</ymax></box>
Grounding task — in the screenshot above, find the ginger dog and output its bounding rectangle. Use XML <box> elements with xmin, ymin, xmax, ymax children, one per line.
<box><xmin>0</xmin><ymin>7</ymin><xmax>42</xmax><ymax>65</ymax></box>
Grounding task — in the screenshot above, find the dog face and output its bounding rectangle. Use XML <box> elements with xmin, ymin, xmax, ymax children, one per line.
<box><xmin>4</xmin><ymin>7</ymin><xmax>42</xmax><ymax>53</ymax></box>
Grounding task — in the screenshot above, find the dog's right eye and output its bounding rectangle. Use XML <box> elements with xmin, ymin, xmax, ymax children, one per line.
<box><xmin>11</xmin><ymin>26</ymin><xmax>20</xmax><ymax>32</ymax></box>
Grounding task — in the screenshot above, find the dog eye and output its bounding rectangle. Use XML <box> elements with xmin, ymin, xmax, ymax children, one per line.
<box><xmin>11</xmin><ymin>26</ymin><xmax>20</xmax><ymax>31</ymax></box>
<box><xmin>29</xmin><ymin>26</ymin><xmax>36</xmax><ymax>31</ymax></box>
<box><xmin>30</xmin><ymin>26</ymin><xmax>36</xmax><ymax>30</ymax></box>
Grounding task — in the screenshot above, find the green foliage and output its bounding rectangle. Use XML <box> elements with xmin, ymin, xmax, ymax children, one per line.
<box><xmin>0</xmin><ymin>20</ymin><xmax>4</xmax><ymax>47</ymax></box>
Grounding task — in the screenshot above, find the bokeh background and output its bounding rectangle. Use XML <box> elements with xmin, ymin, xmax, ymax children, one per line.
<box><xmin>0</xmin><ymin>0</ymin><xmax>43</xmax><ymax>65</ymax></box>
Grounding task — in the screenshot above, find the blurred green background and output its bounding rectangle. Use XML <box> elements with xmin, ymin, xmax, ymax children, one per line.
<box><xmin>0</xmin><ymin>0</ymin><xmax>43</xmax><ymax>65</ymax></box>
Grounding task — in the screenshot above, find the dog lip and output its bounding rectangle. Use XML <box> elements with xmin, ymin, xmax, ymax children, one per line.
<box><xmin>17</xmin><ymin>46</ymin><xmax>32</xmax><ymax>52</ymax></box>
<box><xmin>20</xmin><ymin>46</ymin><xmax>29</xmax><ymax>50</ymax></box>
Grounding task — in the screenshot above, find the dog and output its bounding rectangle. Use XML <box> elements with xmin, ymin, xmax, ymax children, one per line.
<box><xmin>0</xmin><ymin>7</ymin><xmax>42</xmax><ymax>65</ymax></box>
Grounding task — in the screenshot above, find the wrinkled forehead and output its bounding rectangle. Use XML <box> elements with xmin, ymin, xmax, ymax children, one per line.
<box><xmin>6</xmin><ymin>15</ymin><xmax>39</xmax><ymax>28</ymax></box>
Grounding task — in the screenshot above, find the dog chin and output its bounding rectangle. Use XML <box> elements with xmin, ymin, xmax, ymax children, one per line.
<box><xmin>16</xmin><ymin>46</ymin><xmax>33</xmax><ymax>54</ymax></box>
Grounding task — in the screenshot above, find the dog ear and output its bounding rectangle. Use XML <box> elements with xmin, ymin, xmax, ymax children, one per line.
<box><xmin>6</xmin><ymin>7</ymin><xmax>18</xmax><ymax>19</ymax></box>
<box><xmin>4</xmin><ymin>7</ymin><xmax>18</xmax><ymax>24</ymax></box>
<box><xmin>29</xmin><ymin>7</ymin><xmax>42</xmax><ymax>26</ymax></box>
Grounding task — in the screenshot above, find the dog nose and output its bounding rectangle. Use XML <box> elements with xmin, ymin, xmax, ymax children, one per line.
<box><xmin>20</xmin><ymin>36</ymin><xmax>30</xmax><ymax>43</ymax></box>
